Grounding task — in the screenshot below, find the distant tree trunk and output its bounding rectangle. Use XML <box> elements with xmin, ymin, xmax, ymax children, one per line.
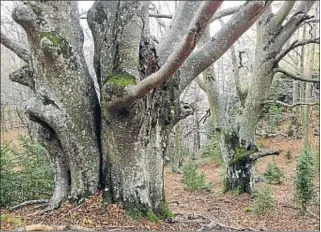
<box><xmin>197</xmin><ymin>2</ymin><xmax>316</xmax><ymax>194</ymax></box>
<box><xmin>303</xmin><ymin>7</ymin><xmax>317</xmax><ymax>148</ymax></box>
<box><xmin>193</xmin><ymin>110</ymin><xmax>201</xmax><ymax>154</ymax></box>
<box><xmin>170</xmin><ymin>124</ymin><xmax>181</xmax><ymax>173</ymax></box>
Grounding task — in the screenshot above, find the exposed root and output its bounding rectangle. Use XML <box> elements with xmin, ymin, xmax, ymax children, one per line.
<box><xmin>9</xmin><ymin>199</ymin><xmax>49</xmax><ymax>211</ymax></box>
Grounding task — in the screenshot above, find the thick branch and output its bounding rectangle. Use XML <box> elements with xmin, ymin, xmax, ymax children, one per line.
<box><xmin>0</xmin><ymin>30</ymin><xmax>30</xmax><ymax>62</ymax></box>
<box><xmin>9</xmin><ymin>65</ymin><xmax>35</xmax><ymax>90</ymax></box>
<box><xmin>270</xmin><ymin>1</ymin><xmax>295</xmax><ymax>28</ymax></box>
<box><xmin>250</xmin><ymin>150</ymin><xmax>280</xmax><ymax>160</ymax></box>
<box><xmin>107</xmin><ymin>1</ymin><xmax>223</xmax><ymax>110</ymax></box>
<box><xmin>230</xmin><ymin>44</ymin><xmax>244</xmax><ymax>105</ymax></box>
<box><xmin>211</xmin><ymin>6</ymin><xmax>240</xmax><ymax>22</ymax></box>
<box><xmin>276</xmin><ymin>38</ymin><xmax>320</xmax><ymax>62</ymax></box>
<box><xmin>157</xmin><ymin>1</ymin><xmax>202</xmax><ymax>64</ymax></box>
<box><xmin>179</xmin><ymin>1</ymin><xmax>271</xmax><ymax>92</ymax></box>
<box><xmin>264</xmin><ymin>100</ymin><xmax>319</xmax><ymax>107</ymax></box>
<box><xmin>274</xmin><ymin>68</ymin><xmax>320</xmax><ymax>83</ymax></box>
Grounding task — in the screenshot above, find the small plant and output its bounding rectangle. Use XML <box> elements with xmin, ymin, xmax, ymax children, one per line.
<box><xmin>268</xmin><ymin>104</ymin><xmax>283</xmax><ymax>133</ymax></box>
<box><xmin>294</xmin><ymin>148</ymin><xmax>316</xmax><ymax>214</ymax></box>
<box><xmin>0</xmin><ymin>214</ymin><xmax>23</xmax><ymax>229</ymax></box>
<box><xmin>251</xmin><ymin>185</ymin><xmax>276</xmax><ymax>215</ymax></box>
<box><xmin>182</xmin><ymin>163</ymin><xmax>212</xmax><ymax>192</ymax></box>
<box><xmin>263</xmin><ymin>159</ymin><xmax>285</xmax><ymax>184</ymax></box>
<box><xmin>201</xmin><ymin>139</ymin><xmax>223</xmax><ymax>166</ymax></box>
<box><xmin>285</xmin><ymin>150</ymin><xmax>292</xmax><ymax>160</ymax></box>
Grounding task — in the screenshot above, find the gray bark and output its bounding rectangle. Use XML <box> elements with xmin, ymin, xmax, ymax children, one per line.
<box><xmin>12</xmin><ymin>1</ymin><xmax>101</xmax><ymax>201</ymax></box>
<box><xmin>197</xmin><ymin>1</ymin><xmax>316</xmax><ymax>194</ymax></box>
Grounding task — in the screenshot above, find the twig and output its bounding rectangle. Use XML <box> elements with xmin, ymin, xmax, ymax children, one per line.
<box><xmin>307</xmin><ymin>208</ymin><xmax>320</xmax><ymax>220</ymax></box>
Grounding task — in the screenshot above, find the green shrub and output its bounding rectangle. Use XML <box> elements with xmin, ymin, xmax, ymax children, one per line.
<box><xmin>263</xmin><ymin>159</ymin><xmax>285</xmax><ymax>184</ymax></box>
<box><xmin>181</xmin><ymin>163</ymin><xmax>212</xmax><ymax>192</ymax></box>
<box><xmin>201</xmin><ymin>139</ymin><xmax>223</xmax><ymax>166</ymax></box>
<box><xmin>267</xmin><ymin>104</ymin><xmax>283</xmax><ymax>133</ymax></box>
<box><xmin>294</xmin><ymin>148</ymin><xmax>316</xmax><ymax>214</ymax></box>
<box><xmin>0</xmin><ymin>135</ymin><xmax>53</xmax><ymax>207</ymax></box>
<box><xmin>285</xmin><ymin>150</ymin><xmax>292</xmax><ymax>160</ymax></box>
<box><xmin>251</xmin><ymin>185</ymin><xmax>276</xmax><ymax>215</ymax></box>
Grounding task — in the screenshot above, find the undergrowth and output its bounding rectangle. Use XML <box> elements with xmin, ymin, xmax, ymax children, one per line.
<box><xmin>181</xmin><ymin>163</ymin><xmax>212</xmax><ymax>192</ymax></box>
<box><xmin>0</xmin><ymin>135</ymin><xmax>53</xmax><ymax>207</ymax></box>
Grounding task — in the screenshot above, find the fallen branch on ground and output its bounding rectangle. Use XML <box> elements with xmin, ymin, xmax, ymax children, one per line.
<box><xmin>256</xmin><ymin>132</ymin><xmax>288</xmax><ymax>138</ymax></box>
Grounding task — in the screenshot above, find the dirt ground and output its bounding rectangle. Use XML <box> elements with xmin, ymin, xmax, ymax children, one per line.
<box><xmin>1</xmin><ymin>125</ymin><xmax>320</xmax><ymax>231</ymax></box>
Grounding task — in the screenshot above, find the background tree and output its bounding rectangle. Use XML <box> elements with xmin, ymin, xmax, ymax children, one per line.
<box><xmin>197</xmin><ymin>1</ymin><xmax>319</xmax><ymax>193</ymax></box>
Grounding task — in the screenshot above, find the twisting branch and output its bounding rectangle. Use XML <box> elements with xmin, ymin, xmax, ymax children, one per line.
<box><xmin>274</xmin><ymin>68</ymin><xmax>320</xmax><ymax>83</ymax></box>
<box><xmin>250</xmin><ymin>150</ymin><xmax>280</xmax><ymax>160</ymax></box>
<box><xmin>198</xmin><ymin>109</ymin><xmax>211</xmax><ymax>124</ymax></box>
<box><xmin>107</xmin><ymin>1</ymin><xmax>223</xmax><ymax>110</ymax></box>
<box><xmin>0</xmin><ymin>30</ymin><xmax>30</xmax><ymax>62</ymax></box>
<box><xmin>275</xmin><ymin>1</ymin><xmax>315</xmax><ymax>47</ymax></box>
<box><xmin>276</xmin><ymin>38</ymin><xmax>320</xmax><ymax>62</ymax></box>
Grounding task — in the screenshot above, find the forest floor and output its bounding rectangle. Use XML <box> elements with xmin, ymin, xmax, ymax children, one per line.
<box><xmin>1</xmin><ymin>123</ymin><xmax>320</xmax><ymax>231</ymax></box>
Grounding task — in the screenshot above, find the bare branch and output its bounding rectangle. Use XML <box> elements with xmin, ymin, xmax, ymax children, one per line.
<box><xmin>264</xmin><ymin>99</ymin><xmax>319</xmax><ymax>107</ymax></box>
<box><xmin>276</xmin><ymin>38</ymin><xmax>320</xmax><ymax>62</ymax></box>
<box><xmin>157</xmin><ymin>1</ymin><xmax>202</xmax><ymax>64</ymax></box>
<box><xmin>0</xmin><ymin>30</ymin><xmax>30</xmax><ymax>62</ymax></box>
<box><xmin>256</xmin><ymin>132</ymin><xmax>288</xmax><ymax>138</ymax></box>
<box><xmin>211</xmin><ymin>6</ymin><xmax>240</xmax><ymax>22</ymax></box>
<box><xmin>250</xmin><ymin>150</ymin><xmax>280</xmax><ymax>160</ymax></box>
<box><xmin>276</xmin><ymin>1</ymin><xmax>316</xmax><ymax>46</ymax></box>
<box><xmin>107</xmin><ymin>1</ymin><xmax>223</xmax><ymax>110</ymax></box>
<box><xmin>10</xmin><ymin>199</ymin><xmax>49</xmax><ymax>211</ymax></box>
<box><xmin>179</xmin><ymin>1</ymin><xmax>271</xmax><ymax>92</ymax></box>
<box><xmin>149</xmin><ymin>13</ymin><xmax>172</xmax><ymax>19</ymax></box>
<box><xmin>81</xmin><ymin>13</ymin><xmax>173</xmax><ymax>20</ymax></box>
<box><xmin>274</xmin><ymin>67</ymin><xmax>320</xmax><ymax>83</ymax></box>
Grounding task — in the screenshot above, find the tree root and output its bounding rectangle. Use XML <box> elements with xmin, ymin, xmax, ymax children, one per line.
<box><xmin>9</xmin><ymin>199</ymin><xmax>49</xmax><ymax>211</ymax></box>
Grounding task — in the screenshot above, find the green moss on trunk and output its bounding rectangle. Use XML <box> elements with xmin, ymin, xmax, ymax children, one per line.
<box><xmin>125</xmin><ymin>200</ymin><xmax>173</xmax><ymax>222</ymax></box>
<box><xmin>106</xmin><ymin>74</ymin><xmax>136</xmax><ymax>87</ymax></box>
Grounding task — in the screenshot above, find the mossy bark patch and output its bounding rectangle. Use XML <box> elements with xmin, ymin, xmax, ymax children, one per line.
<box><xmin>106</xmin><ymin>74</ymin><xmax>136</xmax><ymax>87</ymax></box>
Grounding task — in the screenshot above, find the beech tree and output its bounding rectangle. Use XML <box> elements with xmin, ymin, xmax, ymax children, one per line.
<box><xmin>197</xmin><ymin>1</ymin><xmax>319</xmax><ymax>193</ymax></box>
<box><xmin>1</xmin><ymin>1</ymin><xmax>270</xmax><ymax>217</ymax></box>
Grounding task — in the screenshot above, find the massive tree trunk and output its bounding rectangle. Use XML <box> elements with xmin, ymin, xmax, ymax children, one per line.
<box><xmin>11</xmin><ymin>1</ymin><xmax>101</xmax><ymax>203</ymax></box>
<box><xmin>2</xmin><ymin>0</ymin><xmax>283</xmax><ymax>213</ymax></box>
<box><xmin>88</xmin><ymin>1</ymin><xmax>198</xmax><ymax>217</ymax></box>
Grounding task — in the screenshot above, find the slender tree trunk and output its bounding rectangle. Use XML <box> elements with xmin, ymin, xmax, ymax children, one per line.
<box><xmin>170</xmin><ymin>124</ymin><xmax>181</xmax><ymax>173</ymax></box>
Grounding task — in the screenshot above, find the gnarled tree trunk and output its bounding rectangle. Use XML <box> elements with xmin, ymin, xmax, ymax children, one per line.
<box><xmin>11</xmin><ymin>1</ymin><xmax>101</xmax><ymax>204</ymax></box>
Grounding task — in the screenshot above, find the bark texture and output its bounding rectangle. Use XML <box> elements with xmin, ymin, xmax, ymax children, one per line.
<box><xmin>12</xmin><ymin>1</ymin><xmax>101</xmax><ymax>202</ymax></box>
